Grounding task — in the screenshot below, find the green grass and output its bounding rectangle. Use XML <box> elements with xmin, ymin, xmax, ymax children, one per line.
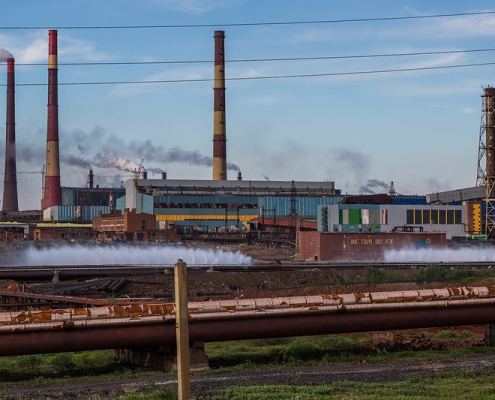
<box><xmin>0</xmin><ymin>330</ymin><xmax>492</xmax><ymax>399</ymax></box>
<box><xmin>206</xmin><ymin>371</ymin><xmax>495</xmax><ymax>399</ymax></box>
<box><xmin>0</xmin><ymin>350</ymin><xmax>129</xmax><ymax>382</ymax></box>
<box><xmin>205</xmin><ymin>331</ymin><xmax>490</xmax><ymax>370</ymax></box>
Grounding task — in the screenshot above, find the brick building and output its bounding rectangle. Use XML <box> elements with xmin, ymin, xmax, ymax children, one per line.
<box><xmin>92</xmin><ymin>209</ymin><xmax>180</xmax><ymax>242</ymax></box>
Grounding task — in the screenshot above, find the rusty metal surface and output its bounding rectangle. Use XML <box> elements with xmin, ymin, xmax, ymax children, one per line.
<box><xmin>1</xmin><ymin>286</ymin><xmax>495</xmax><ymax>355</ymax></box>
<box><xmin>0</xmin><ymin>301</ymin><xmax>494</xmax><ymax>356</ymax></box>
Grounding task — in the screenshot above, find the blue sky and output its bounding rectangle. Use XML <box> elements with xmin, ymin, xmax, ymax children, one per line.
<box><xmin>1</xmin><ymin>0</ymin><xmax>495</xmax><ymax>210</ymax></box>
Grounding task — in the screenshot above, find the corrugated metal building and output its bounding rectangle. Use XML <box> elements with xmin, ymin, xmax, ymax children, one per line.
<box><xmin>121</xmin><ymin>179</ymin><xmax>339</xmax><ymax>233</ymax></box>
<box><xmin>43</xmin><ymin>205</ymin><xmax>110</xmax><ymax>223</ymax></box>
<box><xmin>61</xmin><ymin>187</ymin><xmax>125</xmax><ymax>207</ymax></box>
<box><xmin>317</xmin><ymin>204</ymin><xmax>467</xmax><ymax>239</ymax></box>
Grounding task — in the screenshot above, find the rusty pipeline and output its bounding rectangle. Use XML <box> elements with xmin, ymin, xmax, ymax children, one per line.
<box><xmin>1</xmin><ymin>286</ymin><xmax>495</xmax><ymax>356</ymax></box>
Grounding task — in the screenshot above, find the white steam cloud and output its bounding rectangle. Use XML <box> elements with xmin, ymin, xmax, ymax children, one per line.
<box><xmin>385</xmin><ymin>247</ymin><xmax>495</xmax><ymax>263</ymax></box>
<box><xmin>11</xmin><ymin>244</ymin><xmax>252</xmax><ymax>266</ymax></box>
<box><xmin>0</xmin><ymin>48</ymin><xmax>13</xmax><ymax>62</ymax></box>
<box><xmin>92</xmin><ymin>152</ymin><xmax>140</xmax><ymax>172</ymax></box>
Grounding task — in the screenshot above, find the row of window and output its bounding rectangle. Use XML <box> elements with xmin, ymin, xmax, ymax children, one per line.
<box><xmin>154</xmin><ymin>203</ymin><xmax>257</xmax><ymax>209</ymax></box>
<box><xmin>406</xmin><ymin>209</ymin><xmax>462</xmax><ymax>225</ymax></box>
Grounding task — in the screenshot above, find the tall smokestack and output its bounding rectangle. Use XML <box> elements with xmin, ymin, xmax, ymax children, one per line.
<box><xmin>2</xmin><ymin>57</ymin><xmax>18</xmax><ymax>211</ymax></box>
<box><xmin>213</xmin><ymin>30</ymin><xmax>227</xmax><ymax>180</ymax></box>
<box><xmin>88</xmin><ymin>169</ymin><xmax>94</xmax><ymax>189</ymax></box>
<box><xmin>42</xmin><ymin>30</ymin><xmax>61</xmax><ymax>209</ymax></box>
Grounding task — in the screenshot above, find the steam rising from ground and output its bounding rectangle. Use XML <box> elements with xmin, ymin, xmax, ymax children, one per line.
<box><xmin>13</xmin><ymin>244</ymin><xmax>252</xmax><ymax>266</ymax></box>
<box><xmin>385</xmin><ymin>247</ymin><xmax>495</xmax><ymax>263</ymax></box>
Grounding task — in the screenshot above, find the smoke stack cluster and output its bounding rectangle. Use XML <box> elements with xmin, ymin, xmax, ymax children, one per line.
<box><xmin>212</xmin><ymin>30</ymin><xmax>227</xmax><ymax>180</ymax></box>
<box><xmin>42</xmin><ymin>30</ymin><xmax>62</xmax><ymax>209</ymax></box>
<box><xmin>2</xmin><ymin>57</ymin><xmax>18</xmax><ymax>211</ymax></box>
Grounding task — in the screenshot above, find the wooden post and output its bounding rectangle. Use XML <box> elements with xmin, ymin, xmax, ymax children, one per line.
<box><xmin>174</xmin><ymin>259</ymin><xmax>191</xmax><ymax>399</ymax></box>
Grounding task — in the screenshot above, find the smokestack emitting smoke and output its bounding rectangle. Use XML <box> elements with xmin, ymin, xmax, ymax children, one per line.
<box><xmin>2</xmin><ymin>56</ymin><xmax>19</xmax><ymax>211</ymax></box>
<box><xmin>213</xmin><ymin>30</ymin><xmax>227</xmax><ymax>180</ymax></box>
<box><xmin>42</xmin><ymin>30</ymin><xmax>62</xmax><ymax>209</ymax></box>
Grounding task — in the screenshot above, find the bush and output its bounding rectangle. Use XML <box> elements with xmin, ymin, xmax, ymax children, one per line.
<box><xmin>417</xmin><ymin>264</ymin><xmax>446</xmax><ymax>281</ymax></box>
<box><xmin>318</xmin><ymin>335</ymin><xmax>353</xmax><ymax>349</ymax></box>
<box><xmin>285</xmin><ymin>338</ymin><xmax>318</xmax><ymax>360</ymax></box>
<box><xmin>447</xmin><ymin>267</ymin><xmax>475</xmax><ymax>279</ymax></box>
<box><xmin>50</xmin><ymin>353</ymin><xmax>76</xmax><ymax>373</ymax></box>
<box><xmin>0</xmin><ymin>368</ymin><xmax>11</xmax><ymax>379</ymax></box>
<box><xmin>365</xmin><ymin>266</ymin><xmax>385</xmax><ymax>283</ymax></box>
<box><xmin>432</xmin><ymin>330</ymin><xmax>459</xmax><ymax>340</ymax></box>
<box><xmin>458</xmin><ymin>330</ymin><xmax>476</xmax><ymax>339</ymax></box>
<box><xmin>16</xmin><ymin>354</ymin><xmax>44</xmax><ymax>372</ymax></box>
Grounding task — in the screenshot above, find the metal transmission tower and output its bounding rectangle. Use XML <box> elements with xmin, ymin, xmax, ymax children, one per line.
<box><xmin>476</xmin><ymin>87</ymin><xmax>495</xmax><ymax>237</ymax></box>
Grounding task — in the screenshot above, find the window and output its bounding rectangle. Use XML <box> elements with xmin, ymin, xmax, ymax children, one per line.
<box><xmin>439</xmin><ymin>210</ymin><xmax>446</xmax><ymax>224</ymax></box>
<box><xmin>455</xmin><ymin>210</ymin><xmax>462</xmax><ymax>224</ymax></box>
<box><xmin>407</xmin><ymin>210</ymin><xmax>414</xmax><ymax>224</ymax></box>
<box><xmin>447</xmin><ymin>210</ymin><xmax>454</xmax><ymax>224</ymax></box>
<box><xmin>431</xmin><ymin>210</ymin><xmax>438</xmax><ymax>224</ymax></box>
<box><xmin>414</xmin><ymin>210</ymin><xmax>422</xmax><ymax>224</ymax></box>
<box><xmin>423</xmin><ymin>210</ymin><xmax>430</xmax><ymax>224</ymax></box>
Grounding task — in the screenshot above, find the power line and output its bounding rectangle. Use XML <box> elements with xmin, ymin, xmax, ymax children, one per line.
<box><xmin>5</xmin><ymin>61</ymin><xmax>495</xmax><ymax>87</ymax></box>
<box><xmin>0</xmin><ymin>11</ymin><xmax>494</xmax><ymax>30</ymax></box>
<box><xmin>11</xmin><ymin>48</ymin><xmax>495</xmax><ymax>67</ymax></box>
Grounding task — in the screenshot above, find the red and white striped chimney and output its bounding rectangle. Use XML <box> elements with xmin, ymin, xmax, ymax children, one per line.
<box><xmin>212</xmin><ymin>30</ymin><xmax>227</xmax><ymax>180</ymax></box>
<box><xmin>2</xmin><ymin>57</ymin><xmax>18</xmax><ymax>211</ymax></box>
<box><xmin>42</xmin><ymin>29</ymin><xmax>62</xmax><ymax>209</ymax></box>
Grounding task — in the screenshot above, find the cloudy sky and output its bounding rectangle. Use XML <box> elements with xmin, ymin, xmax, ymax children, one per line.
<box><xmin>1</xmin><ymin>0</ymin><xmax>495</xmax><ymax>209</ymax></box>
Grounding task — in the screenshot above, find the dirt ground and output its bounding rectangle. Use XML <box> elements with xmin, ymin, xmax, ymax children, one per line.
<box><xmin>1</xmin><ymin>352</ymin><xmax>495</xmax><ymax>399</ymax></box>
<box><xmin>1</xmin><ymin>243</ymin><xmax>495</xmax><ymax>398</ymax></box>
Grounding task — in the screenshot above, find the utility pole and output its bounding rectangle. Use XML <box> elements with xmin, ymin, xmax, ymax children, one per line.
<box><xmin>174</xmin><ymin>259</ymin><xmax>191</xmax><ymax>399</ymax></box>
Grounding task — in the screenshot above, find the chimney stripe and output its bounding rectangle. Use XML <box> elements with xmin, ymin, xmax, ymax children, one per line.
<box><xmin>43</xmin><ymin>30</ymin><xmax>62</xmax><ymax>209</ymax></box>
<box><xmin>2</xmin><ymin>57</ymin><xmax>19</xmax><ymax>211</ymax></box>
<box><xmin>212</xmin><ymin>30</ymin><xmax>227</xmax><ymax>181</ymax></box>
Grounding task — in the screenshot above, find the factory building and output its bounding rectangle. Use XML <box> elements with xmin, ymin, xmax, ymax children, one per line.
<box><xmin>42</xmin><ymin>186</ymin><xmax>126</xmax><ymax>222</ymax></box>
<box><xmin>92</xmin><ymin>209</ymin><xmax>180</xmax><ymax>243</ymax></box>
<box><xmin>298</xmin><ymin>231</ymin><xmax>447</xmax><ymax>262</ymax></box>
<box><xmin>317</xmin><ymin>203</ymin><xmax>467</xmax><ymax>239</ymax></box>
<box><xmin>119</xmin><ymin>179</ymin><xmax>339</xmax><ymax>234</ymax></box>
<box><xmin>32</xmin><ymin>223</ymin><xmax>95</xmax><ymax>241</ymax></box>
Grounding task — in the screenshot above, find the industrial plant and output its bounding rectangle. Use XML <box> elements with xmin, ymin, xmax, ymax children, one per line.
<box><xmin>3</xmin><ymin>25</ymin><xmax>495</xmax><ymax>391</ymax></box>
<box><xmin>1</xmin><ymin>29</ymin><xmax>494</xmax><ymax>261</ymax></box>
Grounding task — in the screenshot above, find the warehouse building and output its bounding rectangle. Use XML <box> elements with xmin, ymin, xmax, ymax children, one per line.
<box><xmin>317</xmin><ymin>203</ymin><xmax>468</xmax><ymax>239</ymax></box>
<box><xmin>119</xmin><ymin>178</ymin><xmax>340</xmax><ymax>234</ymax></box>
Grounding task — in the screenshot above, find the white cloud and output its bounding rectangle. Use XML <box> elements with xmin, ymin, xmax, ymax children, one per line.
<box><xmin>0</xmin><ymin>32</ymin><xmax>110</xmax><ymax>64</ymax></box>
<box><xmin>59</xmin><ymin>35</ymin><xmax>110</xmax><ymax>62</ymax></box>
<box><xmin>16</xmin><ymin>37</ymin><xmax>46</xmax><ymax>64</ymax></box>
<box><xmin>152</xmin><ymin>0</ymin><xmax>247</xmax><ymax>14</ymax></box>
<box><xmin>432</xmin><ymin>13</ymin><xmax>495</xmax><ymax>38</ymax></box>
<box><xmin>399</xmin><ymin>53</ymin><xmax>463</xmax><ymax>70</ymax></box>
<box><xmin>108</xmin><ymin>65</ymin><xmax>210</xmax><ymax>98</ymax></box>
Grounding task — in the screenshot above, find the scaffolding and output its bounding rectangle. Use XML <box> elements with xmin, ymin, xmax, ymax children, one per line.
<box><xmin>476</xmin><ymin>86</ymin><xmax>495</xmax><ymax>237</ymax></box>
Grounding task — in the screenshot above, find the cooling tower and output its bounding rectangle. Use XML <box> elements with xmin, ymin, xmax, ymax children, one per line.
<box><xmin>2</xmin><ymin>57</ymin><xmax>18</xmax><ymax>211</ymax></box>
<box><xmin>42</xmin><ymin>29</ymin><xmax>61</xmax><ymax>209</ymax></box>
<box><xmin>212</xmin><ymin>30</ymin><xmax>227</xmax><ymax>180</ymax></box>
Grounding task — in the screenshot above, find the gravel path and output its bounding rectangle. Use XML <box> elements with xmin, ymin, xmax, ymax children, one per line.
<box><xmin>1</xmin><ymin>353</ymin><xmax>495</xmax><ymax>399</ymax></box>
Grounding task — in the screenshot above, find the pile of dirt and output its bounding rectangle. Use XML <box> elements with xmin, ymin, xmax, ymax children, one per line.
<box><xmin>362</xmin><ymin>332</ymin><xmax>484</xmax><ymax>352</ymax></box>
